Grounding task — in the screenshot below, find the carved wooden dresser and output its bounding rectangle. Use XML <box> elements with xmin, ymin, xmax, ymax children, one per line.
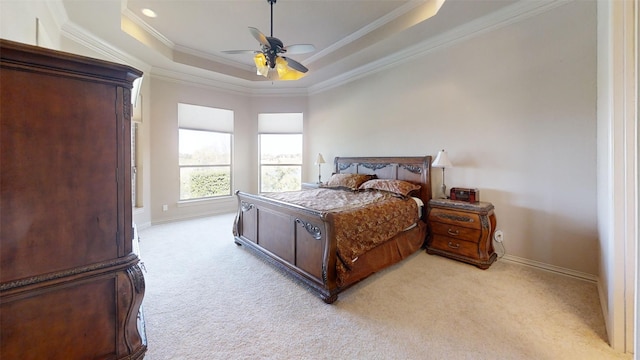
<box><xmin>0</xmin><ymin>39</ymin><xmax>146</xmax><ymax>359</ymax></box>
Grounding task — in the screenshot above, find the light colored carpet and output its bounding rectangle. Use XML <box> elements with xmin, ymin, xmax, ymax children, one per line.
<box><xmin>138</xmin><ymin>213</ymin><xmax>631</xmax><ymax>360</ymax></box>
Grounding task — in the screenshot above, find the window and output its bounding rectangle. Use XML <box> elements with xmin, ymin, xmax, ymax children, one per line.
<box><xmin>259</xmin><ymin>113</ymin><xmax>303</xmax><ymax>193</ymax></box>
<box><xmin>178</xmin><ymin>103</ymin><xmax>233</xmax><ymax>200</ymax></box>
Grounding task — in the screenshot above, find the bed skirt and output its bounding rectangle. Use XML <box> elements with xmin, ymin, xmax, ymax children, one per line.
<box><xmin>337</xmin><ymin>221</ymin><xmax>426</xmax><ymax>289</ymax></box>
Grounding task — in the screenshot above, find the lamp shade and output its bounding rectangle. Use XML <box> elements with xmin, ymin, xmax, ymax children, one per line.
<box><xmin>275</xmin><ymin>57</ymin><xmax>306</xmax><ymax>80</ymax></box>
<box><xmin>432</xmin><ymin>149</ymin><xmax>453</xmax><ymax>168</ymax></box>
<box><xmin>254</xmin><ymin>53</ymin><xmax>269</xmax><ymax>77</ymax></box>
<box><xmin>315</xmin><ymin>153</ymin><xmax>326</xmax><ymax>165</ymax></box>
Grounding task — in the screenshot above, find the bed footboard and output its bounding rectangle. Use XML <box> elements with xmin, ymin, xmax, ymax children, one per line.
<box><xmin>233</xmin><ymin>191</ymin><xmax>339</xmax><ymax>303</ymax></box>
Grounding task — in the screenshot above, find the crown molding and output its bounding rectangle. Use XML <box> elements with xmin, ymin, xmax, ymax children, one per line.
<box><xmin>305</xmin><ymin>0</ymin><xmax>424</xmax><ymax>65</ymax></box>
<box><xmin>61</xmin><ymin>21</ymin><xmax>149</xmax><ymax>72</ymax></box>
<box><xmin>59</xmin><ymin>0</ymin><xmax>570</xmax><ymax>96</ymax></box>
<box><xmin>122</xmin><ymin>8</ymin><xmax>252</xmax><ymax>72</ymax></box>
<box><xmin>150</xmin><ymin>67</ymin><xmax>251</xmax><ymax>96</ymax></box>
<box><xmin>45</xmin><ymin>0</ymin><xmax>68</xmax><ymax>30</ymax></box>
<box><xmin>308</xmin><ymin>0</ymin><xmax>569</xmax><ymax>95</ymax></box>
<box><xmin>150</xmin><ymin>67</ymin><xmax>308</xmax><ymax>97</ymax></box>
<box><xmin>121</xmin><ymin>8</ymin><xmax>174</xmax><ymax>49</ymax></box>
<box><xmin>173</xmin><ymin>44</ymin><xmax>255</xmax><ymax>72</ymax></box>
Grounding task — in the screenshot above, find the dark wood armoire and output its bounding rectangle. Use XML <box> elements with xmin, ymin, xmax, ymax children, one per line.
<box><xmin>0</xmin><ymin>39</ymin><xmax>147</xmax><ymax>359</ymax></box>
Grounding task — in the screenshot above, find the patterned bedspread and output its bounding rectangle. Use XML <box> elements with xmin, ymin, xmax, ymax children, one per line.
<box><xmin>264</xmin><ymin>188</ymin><xmax>419</xmax><ymax>269</ymax></box>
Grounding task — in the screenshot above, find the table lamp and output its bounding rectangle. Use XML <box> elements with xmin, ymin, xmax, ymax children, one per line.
<box><xmin>315</xmin><ymin>153</ymin><xmax>326</xmax><ymax>184</ymax></box>
<box><xmin>432</xmin><ymin>149</ymin><xmax>453</xmax><ymax>198</ymax></box>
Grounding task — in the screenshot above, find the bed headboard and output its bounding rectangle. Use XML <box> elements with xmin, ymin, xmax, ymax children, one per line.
<box><xmin>334</xmin><ymin>156</ymin><xmax>432</xmax><ymax>205</ymax></box>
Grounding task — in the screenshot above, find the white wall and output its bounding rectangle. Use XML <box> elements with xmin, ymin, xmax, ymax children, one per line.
<box><xmin>148</xmin><ymin>76</ymin><xmax>249</xmax><ymax>223</ymax></box>
<box><xmin>0</xmin><ymin>0</ymin><xmax>60</xmax><ymax>49</ymax></box>
<box><xmin>308</xmin><ymin>1</ymin><xmax>597</xmax><ymax>275</ymax></box>
<box><xmin>147</xmin><ymin>75</ymin><xmax>308</xmax><ymax>224</ymax></box>
<box><xmin>132</xmin><ymin>78</ymin><xmax>153</xmax><ymax>228</ymax></box>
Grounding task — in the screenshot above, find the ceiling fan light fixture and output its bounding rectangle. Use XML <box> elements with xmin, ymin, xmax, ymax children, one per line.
<box><xmin>275</xmin><ymin>57</ymin><xmax>306</xmax><ymax>80</ymax></box>
<box><xmin>254</xmin><ymin>53</ymin><xmax>269</xmax><ymax>77</ymax></box>
<box><xmin>222</xmin><ymin>0</ymin><xmax>313</xmax><ymax>81</ymax></box>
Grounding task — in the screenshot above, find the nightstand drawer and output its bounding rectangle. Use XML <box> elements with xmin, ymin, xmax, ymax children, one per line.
<box><xmin>429</xmin><ymin>235</ymin><xmax>480</xmax><ymax>259</ymax></box>
<box><xmin>430</xmin><ymin>221</ymin><xmax>481</xmax><ymax>243</ymax></box>
<box><xmin>429</xmin><ymin>208</ymin><xmax>482</xmax><ymax>230</ymax></box>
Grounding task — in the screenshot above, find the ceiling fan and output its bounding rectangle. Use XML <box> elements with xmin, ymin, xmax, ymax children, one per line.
<box><xmin>223</xmin><ymin>0</ymin><xmax>315</xmax><ymax>80</ymax></box>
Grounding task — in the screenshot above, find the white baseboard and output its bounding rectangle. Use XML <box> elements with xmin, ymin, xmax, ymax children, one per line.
<box><xmin>150</xmin><ymin>210</ymin><xmax>235</xmax><ymax>226</ymax></box>
<box><xmin>134</xmin><ymin>221</ymin><xmax>152</xmax><ymax>230</ymax></box>
<box><xmin>596</xmin><ymin>278</ymin><xmax>610</xmax><ymax>345</ymax></box>
<box><xmin>500</xmin><ymin>254</ymin><xmax>598</xmax><ymax>283</ymax></box>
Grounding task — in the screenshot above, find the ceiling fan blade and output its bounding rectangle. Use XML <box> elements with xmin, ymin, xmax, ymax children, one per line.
<box><xmin>222</xmin><ymin>50</ymin><xmax>258</xmax><ymax>55</ymax></box>
<box><xmin>283</xmin><ymin>44</ymin><xmax>315</xmax><ymax>55</ymax></box>
<box><xmin>282</xmin><ymin>57</ymin><xmax>308</xmax><ymax>73</ymax></box>
<box><xmin>249</xmin><ymin>27</ymin><xmax>269</xmax><ymax>48</ymax></box>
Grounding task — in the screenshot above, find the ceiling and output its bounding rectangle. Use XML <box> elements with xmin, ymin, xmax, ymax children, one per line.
<box><xmin>60</xmin><ymin>0</ymin><xmax>520</xmax><ymax>91</ymax></box>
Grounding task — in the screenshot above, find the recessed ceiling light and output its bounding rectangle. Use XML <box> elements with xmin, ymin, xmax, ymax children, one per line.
<box><xmin>141</xmin><ymin>8</ymin><xmax>157</xmax><ymax>18</ymax></box>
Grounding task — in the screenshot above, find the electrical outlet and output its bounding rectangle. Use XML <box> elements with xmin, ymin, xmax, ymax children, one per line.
<box><xmin>494</xmin><ymin>230</ymin><xmax>504</xmax><ymax>243</ymax></box>
<box><xmin>162</xmin><ymin>204</ymin><xmax>168</xmax><ymax>211</ymax></box>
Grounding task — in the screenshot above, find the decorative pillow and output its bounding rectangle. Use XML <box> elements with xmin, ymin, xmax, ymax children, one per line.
<box><xmin>324</xmin><ymin>173</ymin><xmax>375</xmax><ymax>190</ymax></box>
<box><xmin>358</xmin><ymin>179</ymin><xmax>421</xmax><ymax>197</ymax></box>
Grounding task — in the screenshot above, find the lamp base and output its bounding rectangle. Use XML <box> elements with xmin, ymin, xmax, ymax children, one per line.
<box><xmin>439</xmin><ymin>167</ymin><xmax>449</xmax><ymax>199</ymax></box>
<box><xmin>440</xmin><ymin>184</ymin><xmax>448</xmax><ymax>199</ymax></box>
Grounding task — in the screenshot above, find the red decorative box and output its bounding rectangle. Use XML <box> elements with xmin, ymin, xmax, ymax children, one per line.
<box><xmin>450</xmin><ymin>187</ymin><xmax>480</xmax><ymax>203</ymax></box>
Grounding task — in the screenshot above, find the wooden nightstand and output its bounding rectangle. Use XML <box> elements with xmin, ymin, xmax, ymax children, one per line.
<box><xmin>301</xmin><ymin>182</ymin><xmax>322</xmax><ymax>190</ymax></box>
<box><xmin>426</xmin><ymin>199</ymin><xmax>497</xmax><ymax>269</ymax></box>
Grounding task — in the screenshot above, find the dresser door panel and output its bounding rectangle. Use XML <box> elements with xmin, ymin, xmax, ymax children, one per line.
<box><xmin>1</xmin><ymin>71</ymin><xmax>119</xmax><ymax>283</ymax></box>
<box><xmin>0</xmin><ymin>277</ymin><xmax>117</xmax><ymax>360</ymax></box>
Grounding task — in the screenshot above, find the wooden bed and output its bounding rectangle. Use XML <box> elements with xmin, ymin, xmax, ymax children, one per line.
<box><xmin>232</xmin><ymin>156</ymin><xmax>432</xmax><ymax>303</ymax></box>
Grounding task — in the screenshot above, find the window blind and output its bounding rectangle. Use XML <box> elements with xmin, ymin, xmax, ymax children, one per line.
<box><xmin>258</xmin><ymin>113</ymin><xmax>303</xmax><ymax>134</ymax></box>
<box><xmin>178</xmin><ymin>103</ymin><xmax>234</xmax><ymax>133</ymax></box>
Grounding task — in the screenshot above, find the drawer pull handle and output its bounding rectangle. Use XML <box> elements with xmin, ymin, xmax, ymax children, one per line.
<box><xmin>447</xmin><ymin>241</ymin><xmax>460</xmax><ymax>249</ymax></box>
<box><xmin>447</xmin><ymin>228</ymin><xmax>459</xmax><ymax>236</ymax></box>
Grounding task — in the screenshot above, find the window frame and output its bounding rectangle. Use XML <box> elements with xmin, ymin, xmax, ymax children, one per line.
<box><xmin>177</xmin><ymin>103</ymin><xmax>234</xmax><ymax>201</ymax></box>
<box><xmin>257</xmin><ymin>113</ymin><xmax>304</xmax><ymax>193</ymax></box>
<box><xmin>258</xmin><ymin>133</ymin><xmax>303</xmax><ymax>193</ymax></box>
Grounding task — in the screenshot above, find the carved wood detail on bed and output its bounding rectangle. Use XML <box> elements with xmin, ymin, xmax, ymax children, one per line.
<box><xmin>333</xmin><ymin>156</ymin><xmax>432</xmax><ymax>208</ymax></box>
<box><xmin>233</xmin><ymin>156</ymin><xmax>432</xmax><ymax>303</ymax></box>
